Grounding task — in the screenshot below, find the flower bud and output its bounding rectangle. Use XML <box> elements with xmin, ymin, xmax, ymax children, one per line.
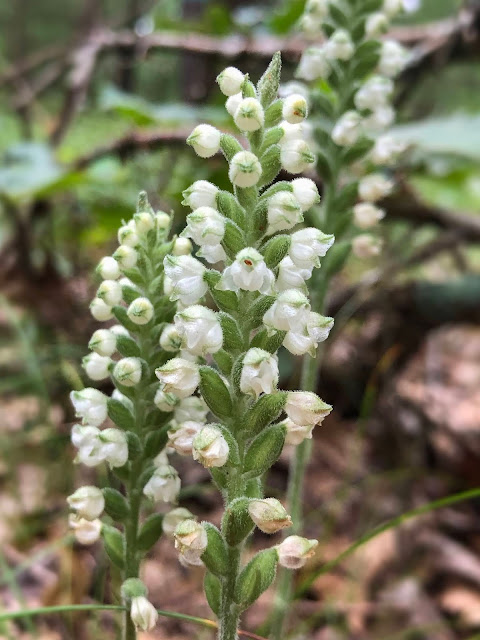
<box><xmin>279</xmin><ymin>121</ymin><xmax>305</xmax><ymax>146</ymax></box>
<box><xmin>97</xmin><ymin>256</ymin><xmax>120</xmax><ymax>280</ymax></box>
<box><xmin>71</xmin><ymin>424</ymin><xmax>104</xmax><ymax>467</ymax></box>
<box><xmin>277</xmin><ymin>535</ymin><xmax>318</xmax><ymax>569</ymax></box>
<box><xmin>326</xmin><ymin>30</ymin><xmax>354</xmax><ymax>61</ymax></box>
<box><xmin>182</xmin><ymin>180</ymin><xmax>219</xmax><ymax>210</ymax></box>
<box><xmin>282</xmin><ymin>94</ymin><xmax>308</xmax><ymax>124</ymax></box>
<box><xmin>182</xmin><ymin>206</ymin><xmax>225</xmax><ymax>246</ymax></box>
<box><xmin>67</xmin><ymin>485</ymin><xmax>105</xmax><ymax>520</ymax></box>
<box><xmin>134</xmin><ymin>211</ymin><xmax>155</xmax><ymax>235</ymax></box>
<box><xmin>113</xmin><ymin>357</ymin><xmax>142</xmax><ymax>387</ymax></box>
<box><xmin>296</xmin><ymin>46</ymin><xmax>330</xmax><ymax>81</ymax></box>
<box><xmin>168</xmin><ymin>420</ymin><xmax>203</xmax><ymax>456</ymax></box>
<box><xmin>264</xmin><ymin>289</ymin><xmax>311</xmax><ymax>334</ymax></box>
<box><xmin>90</xmin><ymin>297</ymin><xmax>113</xmax><ymax>322</ymax></box>
<box><xmin>88</xmin><ymin>329</ymin><xmax>116</xmax><ymax>357</ymax></box>
<box><xmin>267</xmin><ymin>191</ymin><xmax>303</xmax><ymax>235</ymax></box>
<box><xmin>291</xmin><ymin>177</ymin><xmax>320</xmax><ymax>212</ymax></box>
<box><xmin>216</xmin><ymin>66</ymin><xmax>245</xmax><ymax>96</ymax></box>
<box><xmin>276</xmin><ymin>257</ymin><xmax>311</xmax><ymax>292</ymax></box>
<box><xmin>163</xmin><ymin>507</ymin><xmax>195</xmax><ymax>536</ymax></box>
<box><xmin>353</xmin><ymin>203</ymin><xmax>385</xmax><ymax>229</ymax></box>
<box><xmin>332</xmin><ymin>111</ymin><xmax>362</xmax><ymax>147</ymax></box>
<box><xmin>187</xmin><ymin>124</ymin><xmax>221</xmax><ymax>158</ymax></box>
<box><xmin>280</xmin><ymin>139</ymin><xmax>315</xmax><ymax>174</ymax></box>
<box><xmin>174</xmin><ymin>396</ymin><xmax>209</xmax><ymax>424</ymax></box>
<box><xmin>379</xmin><ymin>40</ymin><xmax>409</xmax><ymax>78</ymax></box>
<box><xmin>364</xmin><ymin>105</ymin><xmax>395</xmax><ymax>132</ymax></box>
<box><xmin>354</xmin><ymin>76</ymin><xmax>394</xmax><ymax>111</ymax></box>
<box><xmin>371</xmin><ymin>135</ymin><xmax>406</xmax><ymax>166</ymax></box>
<box><xmin>285</xmin><ymin>391</ymin><xmax>332</xmax><ymax>427</ymax></box>
<box><xmin>127</xmin><ymin>297</ymin><xmax>154</xmax><ymax>325</ymax></box>
<box><xmin>97</xmin><ymin>280</ymin><xmax>122</xmax><ymax>306</ymax></box>
<box><xmin>82</xmin><ymin>353</ymin><xmax>111</xmax><ymax>381</ymax></box>
<box><xmin>155</xmin><ymin>357</ymin><xmax>200</xmax><ymax>399</ymax></box>
<box><xmin>217</xmin><ymin>247</ymin><xmax>275</xmax><ymax>294</ymax></box>
<box><xmin>234</xmin><ymin>97</ymin><xmax>265</xmax><ymax>132</ymax></box>
<box><xmin>305</xmin><ymin>0</ymin><xmax>328</xmax><ymax>16</ymax></box>
<box><xmin>118</xmin><ymin>221</ymin><xmax>139</xmax><ymax>248</ymax></box>
<box><xmin>143</xmin><ymin>464</ymin><xmax>181</xmax><ymax>503</ymax></box>
<box><xmin>283</xmin><ymin>418</ymin><xmax>315</xmax><ymax>446</ymax></box>
<box><xmin>193</xmin><ymin>425</ymin><xmax>229</xmax><ymax>468</ymax></box>
<box><xmin>365</xmin><ymin>12</ymin><xmax>389</xmax><ymax>38</ymax></box>
<box><xmin>163</xmin><ymin>254</ymin><xmax>208</xmax><ymax>306</ymax></box>
<box><xmin>69</xmin><ymin>514</ymin><xmax>102</xmax><ymax>545</ymax></box>
<box><xmin>153</xmin><ymin>388</ymin><xmax>179</xmax><ymax>412</ymax></box>
<box><xmin>358</xmin><ymin>174</ymin><xmax>394</xmax><ymax>202</ymax></box>
<box><xmin>283</xmin><ymin>312</ymin><xmax>334</xmax><ymax>356</ymax></box>
<box><xmin>289</xmin><ymin>228</ymin><xmax>334</xmax><ymax>269</ymax></box>
<box><xmin>174</xmin><ymin>305</ymin><xmax>223</xmax><ymax>356</ymax></box>
<box><xmin>155</xmin><ymin>211</ymin><xmax>171</xmax><ymax>231</ymax></box>
<box><xmin>172</xmin><ymin>237</ymin><xmax>192</xmax><ymax>256</ymax></box>
<box><xmin>240</xmin><ymin>348</ymin><xmax>279</xmax><ymax>398</ymax></box>
<box><xmin>130</xmin><ymin>596</ymin><xmax>158</xmax><ymax>632</ymax></box>
<box><xmin>110</xmin><ymin>324</ymin><xmax>130</xmax><ymax>338</ymax></box>
<box><xmin>159</xmin><ymin>323</ymin><xmax>183</xmax><ymax>352</ymax></box>
<box><xmin>113</xmin><ymin>244</ymin><xmax>138</xmax><ymax>269</ymax></box>
<box><xmin>100</xmin><ymin>428</ymin><xmax>129</xmax><ymax>467</ymax></box>
<box><xmin>352</xmin><ymin>234</ymin><xmax>383</xmax><ymax>259</ymax></box>
<box><xmin>383</xmin><ymin>0</ymin><xmax>402</xmax><ymax>17</ymax></box>
<box><xmin>70</xmin><ymin>388</ymin><xmax>108</xmax><ymax>426</ymax></box>
<box><xmin>248</xmin><ymin>498</ymin><xmax>292</xmax><ymax>534</ymax></box>
<box><xmin>174</xmin><ymin>519</ymin><xmax>208</xmax><ymax>566</ymax></box>
<box><xmin>228</xmin><ymin>151</ymin><xmax>262</xmax><ymax>188</ymax></box>
<box><xmin>226</xmin><ymin>92</ymin><xmax>243</xmax><ymax>117</ymax></box>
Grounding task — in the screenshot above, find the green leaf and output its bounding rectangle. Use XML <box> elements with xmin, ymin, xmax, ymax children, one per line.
<box><xmin>102</xmin><ymin>525</ymin><xmax>125</xmax><ymax>569</ymax></box>
<box><xmin>333</xmin><ymin>181</ymin><xmax>359</xmax><ymax>212</ymax></box>
<box><xmin>259</xmin><ymin>145</ymin><xmax>281</xmax><ymax>188</ymax></box>
<box><xmin>137</xmin><ymin>513</ymin><xmax>164</xmax><ymax>553</ymax></box>
<box><xmin>213</xmin><ymin>349</ymin><xmax>234</xmax><ymax>376</ymax></box>
<box><xmin>102</xmin><ymin>488</ymin><xmax>130</xmax><ymax>521</ymax></box>
<box><xmin>257</xmin><ymin>52</ymin><xmax>282</xmax><ymax>108</ymax></box>
<box><xmin>341</xmin><ymin>138</ymin><xmax>374</xmax><ymax>165</ymax></box>
<box><xmin>204</xmin><ymin>572</ymin><xmax>221</xmax><ymax>616</ymax></box>
<box><xmin>315</xmin><ymin>148</ymin><xmax>334</xmax><ymax>181</ymax></box>
<box><xmin>199</xmin><ymin>366</ymin><xmax>233</xmax><ymax>421</ymax></box>
<box><xmin>144</xmin><ymin>424</ymin><xmax>170</xmax><ymax>458</ymax></box>
<box><xmin>115</xmin><ymin>334</ymin><xmax>141</xmax><ymax>358</ymax></box>
<box><xmin>121</xmin><ymin>284</ymin><xmax>140</xmax><ymax>305</ymax></box>
<box><xmin>204</xmin><ymin>270</ymin><xmax>239</xmax><ymax>313</ymax></box>
<box><xmin>234</xmin><ymin>548</ymin><xmax>278</xmax><ymax>609</ymax></box>
<box><xmin>202</xmin><ymin>523</ymin><xmax>228</xmax><ymax>577</ymax></box>
<box><xmin>107</xmin><ymin>398</ymin><xmax>135</xmax><ymax>431</ymax></box>
<box><xmin>112</xmin><ymin>306</ymin><xmax>140</xmax><ymax>333</ymax></box>
<box><xmin>241</xmin><ymin>392</ymin><xmax>287</xmax><ymax>437</ymax></box>
<box><xmin>222</xmin><ymin>497</ymin><xmax>254</xmax><ymax>547</ymax></box>
<box><xmin>222</xmin><ymin>219</ymin><xmax>246</xmax><ymax>259</ymax></box>
<box><xmin>220</xmin><ymin>134</ymin><xmax>243</xmax><ymax>161</ymax></box>
<box><xmin>245</xmin><ymin>295</ymin><xmax>276</xmax><ymax>331</ymax></box>
<box><xmin>218</xmin><ymin>313</ymin><xmax>244</xmax><ymax>352</ymax></box>
<box><xmin>323</xmin><ymin>241</ymin><xmax>352</xmax><ymax>277</ymax></box>
<box><xmin>244</xmin><ymin>423</ymin><xmax>287</xmax><ymax>478</ymax></box>
<box><xmin>217</xmin><ymin>190</ymin><xmax>246</xmax><ymax>228</ymax></box>
<box><xmin>329</xmin><ymin>3</ymin><xmax>349</xmax><ymax>27</ymax></box>
<box><xmin>126</xmin><ymin>432</ymin><xmax>143</xmax><ymax>460</ymax></box>
<box><xmin>262</xmin><ymin>235</ymin><xmax>291</xmax><ymax>269</ymax></box>
<box><xmin>264</xmin><ymin>101</ymin><xmax>283</xmax><ymax>129</ymax></box>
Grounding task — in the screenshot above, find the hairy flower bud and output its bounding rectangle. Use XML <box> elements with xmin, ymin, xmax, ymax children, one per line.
<box><xmin>364</xmin><ymin>105</ymin><xmax>395</xmax><ymax>132</ymax></box>
<box><xmin>248</xmin><ymin>498</ymin><xmax>292</xmax><ymax>534</ymax></box>
<box><xmin>289</xmin><ymin>228</ymin><xmax>334</xmax><ymax>269</ymax></box>
<box><xmin>182</xmin><ymin>180</ymin><xmax>219</xmax><ymax>210</ymax></box>
<box><xmin>97</xmin><ymin>280</ymin><xmax>122</xmax><ymax>307</ymax></box>
<box><xmin>130</xmin><ymin>596</ymin><xmax>158</xmax><ymax>632</ymax></box>
<box><xmin>282</xmin><ymin>94</ymin><xmax>308</xmax><ymax>124</ymax></box>
<box><xmin>90</xmin><ymin>297</ymin><xmax>113</xmax><ymax>322</ymax></box>
<box><xmin>371</xmin><ymin>135</ymin><xmax>406</xmax><ymax>166</ymax></box>
<box><xmin>331</xmin><ymin>111</ymin><xmax>362</xmax><ymax>147</ymax></box>
<box><xmin>155</xmin><ymin>358</ymin><xmax>200</xmax><ymax>398</ymax></box>
<box><xmin>113</xmin><ymin>244</ymin><xmax>138</xmax><ymax>270</ymax></box>
<box><xmin>216</xmin><ymin>66</ymin><xmax>245</xmax><ymax>96</ymax></box>
<box><xmin>97</xmin><ymin>256</ymin><xmax>120</xmax><ymax>280</ymax></box>
<box><xmin>229</xmin><ymin>151</ymin><xmax>262</xmax><ymax>188</ymax></box>
<box><xmin>159</xmin><ymin>323</ymin><xmax>183</xmax><ymax>352</ymax></box>
<box><xmin>163</xmin><ymin>254</ymin><xmax>208</xmax><ymax>306</ymax></box>
<box><xmin>113</xmin><ymin>357</ymin><xmax>142</xmax><ymax>387</ymax></box>
<box><xmin>353</xmin><ymin>203</ymin><xmax>385</xmax><ymax>229</ymax></box>
<box><xmin>291</xmin><ymin>178</ymin><xmax>320</xmax><ymax>212</ymax></box>
<box><xmin>69</xmin><ymin>514</ymin><xmax>102</xmax><ymax>545</ymax></box>
<box><xmin>153</xmin><ymin>388</ymin><xmax>179</xmax><ymax>412</ymax></box>
<box><xmin>134</xmin><ymin>211</ymin><xmax>155</xmax><ymax>236</ymax></box>
<box><xmin>280</xmin><ymin>139</ymin><xmax>315</xmax><ymax>174</ymax></box>
<box><xmin>358</xmin><ymin>174</ymin><xmax>394</xmax><ymax>202</ymax></box>
<box><xmin>182</xmin><ymin>207</ymin><xmax>226</xmax><ymax>246</ymax></box>
<box><xmin>82</xmin><ymin>353</ymin><xmax>111</xmax><ymax>381</ymax></box>
<box><xmin>143</xmin><ymin>464</ymin><xmax>181</xmax><ymax>503</ymax></box>
<box><xmin>127</xmin><ymin>297</ymin><xmax>154</xmax><ymax>325</ymax></box>
<box><xmin>217</xmin><ymin>248</ymin><xmax>275</xmax><ymax>294</ymax></box>
<box><xmin>354</xmin><ymin>76</ymin><xmax>394</xmax><ymax>111</ymax></box>
<box><xmin>174</xmin><ymin>305</ymin><xmax>223</xmax><ymax>356</ymax></box>
<box><xmin>264</xmin><ymin>289</ymin><xmax>311</xmax><ymax>335</ymax></box>
<box><xmin>240</xmin><ymin>348</ymin><xmax>279</xmax><ymax>398</ymax></box>
<box><xmin>171</xmin><ymin>237</ymin><xmax>192</xmax><ymax>256</ymax></box>
<box><xmin>163</xmin><ymin>507</ymin><xmax>195</xmax><ymax>536</ymax></box>
<box><xmin>226</xmin><ymin>92</ymin><xmax>243</xmax><ymax>117</ymax></box>
<box><xmin>187</xmin><ymin>124</ymin><xmax>221</xmax><ymax>158</ymax></box>
<box><xmin>352</xmin><ymin>234</ymin><xmax>383</xmax><ymax>258</ymax></box>
<box><xmin>365</xmin><ymin>12</ymin><xmax>389</xmax><ymax>38</ymax></box>
<box><xmin>326</xmin><ymin>30</ymin><xmax>354</xmax><ymax>61</ymax></box>
<box><xmin>277</xmin><ymin>535</ymin><xmax>318</xmax><ymax>569</ymax></box>
<box><xmin>193</xmin><ymin>425</ymin><xmax>229</xmax><ymax>468</ymax></box>
<box><xmin>70</xmin><ymin>388</ymin><xmax>108</xmax><ymax>426</ymax></box>
<box><xmin>296</xmin><ymin>46</ymin><xmax>330</xmax><ymax>81</ymax></box>
<box><xmin>168</xmin><ymin>421</ymin><xmax>203</xmax><ymax>456</ymax></box>
<box><xmin>67</xmin><ymin>485</ymin><xmax>105</xmax><ymax>520</ymax></box>
<box><xmin>379</xmin><ymin>40</ymin><xmax>409</xmax><ymax>77</ymax></box>
<box><xmin>88</xmin><ymin>329</ymin><xmax>116</xmax><ymax>357</ymax></box>
<box><xmin>285</xmin><ymin>391</ymin><xmax>332</xmax><ymax>427</ymax></box>
<box><xmin>234</xmin><ymin>97</ymin><xmax>265</xmax><ymax>132</ymax></box>
<box><xmin>155</xmin><ymin>211</ymin><xmax>171</xmax><ymax>231</ymax></box>
<box><xmin>118</xmin><ymin>221</ymin><xmax>139</xmax><ymax>248</ymax></box>
<box><xmin>174</xmin><ymin>519</ymin><xmax>208</xmax><ymax>566</ymax></box>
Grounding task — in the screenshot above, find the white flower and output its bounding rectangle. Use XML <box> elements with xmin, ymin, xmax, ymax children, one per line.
<box><xmin>277</xmin><ymin>535</ymin><xmax>318</xmax><ymax>569</ymax></box>
<box><xmin>118</xmin><ymin>221</ymin><xmax>139</xmax><ymax>248</ymax></box>
<box><xmin>282</xmin><ymin>94</ymin><xmax>308</xmax><ymax>125</ymax></box>
<box><xmin>217</xmin><ymin>248</ymin><xmax>275</xmax><ymax>294</ymax></box>
<box><xmin>187</xmin><ymin>124</ymin><xmax>221</xmax><ymax>158</ymax></box>
<box><xmin>127</xmin><ymin>297</ymin><xmax>154</xmax><ymax>325</ymax></box>
<box><xmin>226</xmin><ymin>92</ymin><xmax>244</xmax><ymax>117</ymax></box>
<box><xmin>182</xmin><ymin>206</ymin><xmax>225</xmax><ymax>246</ymax></box>
<box><xmin>82</xmin><ymin>353</ymin><xmax>111</xmax><ymax>381</ymax></box>
<box><xmin>70</xmin><ymin>388</ymin><xmax>108</xmax><ymax>426</ymax></box>
<box><xmin>182</xmin><ymin>180</ymin><xmax>219</xmax><ymax>210</ymax></box>
<box><xmin>143</xmin><ymin>464</ymin><xmax>181</xmax><ymax>503</ymax></box>
<box><xmin>172</xmin><ymin>237</ymin><xmax>193</xmax><ymax>256</ymax></box>
<box><xmin>229</xmin><ymin>151</ymin><xmax>262</xmax><ymax>188</ymax></box>
<box><xmin>153</xmin><ymin>388</ymin><xmax>179</xmax><ymax>412</ymax></box>
<box><xmin>352</xmin><ymin>234</ymin><xmax>383</xmax><ymax>258</ymax></box>
<box><xmin>371</xmin><ymin>135</ymin><xmax>406</xmax><ymax>166</ymax></box>
<box><xmin>240</xmin><ymin>348</ymin><xmax>279</xmax><ymax>398</ymax></box>
<box><xmin>283</xmin><ymin>312</ymin><xmax>334</xmax><ymax>356</ymax></box>
<box><xmin>134</xmin><ymin>211</ymin><xmax>155</xmax><ymax>236</ymax></box>
<box><xmin>168</xmin><ymin>421</ymin><xmax>203</xmax><ymax>456</ymax></box>
<box><xmin>163</xmin><ymin>254</ymin><xmax>208</xmax><ymax>305</ymax></box>
<box><xmin>304</xmin><ymin>0</ymin><xmax>329</xmax><ymax>17</ymax></box>
<box><xmin>197</xmin><ymin>244</ymin><xmax>227</xmax><ymax>264</ymax></box>
<box><xmin>90</xmin><ymin>297</ymin><xmax>113</xmax><ymax>322</ymax></box>
<box><xmin>403</xmin><ymin>0</ymin><xmax>420</xmax><ymax>12</ymax></box>
<box><xmin>285</xmin><ymin>391</ymin><xmax>332</xmax><ymax>427</ymax></box>
<box><xmin>153</xmin><ymin>449</ymin><xmax>169</xmax><ymax>467</ymax></box>
<box><xmin>354</xmin><ymin>76</ymin><xmax>394</xmax><ymax>111</ymax></box>
<box><xmin>276</xmin><ymin>257</ymin><xmax>312</xmax><ymax>292</ymax></box>
<box><xmin>174</xmin><ymin>519</ymin><xmax>208</xmax><ymax>566</ymax></box>
<box><xmin>88</xmin><ymin>329</ymin><xmax>116</xmax><ymax>357</ymax></box>
<box><xmin>174</xmin><ymin>305</ymin><xmax>223</xmax><ymax>356</ymax></box>
<box><xmin>217</xmin><ymin>66</ymin><xmax>245</xmax><ymax>96</ymax></box>
<box><xmin>100</xmin><ymin>428</ymin><xmax>129</xmax><ymax>467</ymax></box>
<box><xmin>97</xmin><ymin>280</ymin><xmax>122</xmax><ymax>306</ymax></box>
<box><xmin>358</xmin><ymin>174</ymin><xmax>394</xmax><ymax>202</ymax></box>
<box><xmin>69</xmin><ymin>514</ymin><xmax>102</xmax><ymax>545</ymax></box>
<box><xmin>234</xmin><ymin>97</ymin><xmax>265</xmax><ymax>132</ymax></box>
<box><xmin>67</xmin><ymin>486</ymin><xmax>105</xmax><ymax>520</ymax></box>
<box><xmin>296</xmin><ymin>46</ymin><xmax>330</xmax><ymax>81</ymax></box>
<box><xmin>291</xmin><ymin>178</ymin><xmax>320</xmax><ymax>212</ymax></box>
<box><xmin>113</xmin><ymin>245</ymin><xmax>138</xmax><ymax>270</ymax></box>
<box><xmin>248</xmin><ymin>498</ymin><xmax>292</xmax><ymax>534</ymax></box>
<box><xmin>163</xmin><ymin>507</ymin><xmax>195</xmax><ymax>536</ymax></box>
<box><xmin>353</xmin><ymin>203</ymin><xmax>385</xmax><ymax>229</ymax></box>
<box><xmin>332</xmin><ymin>111</ymin><xmax>363</xmax><ymax>147</ymax></box>
<box><xmin>365</xmin><ymin>12</ymin><xmax>389</xmax><ymax>38</ymax></box>
<box><xmin>364</xmin><ymin>105</ymin><xmax>395</xmax><ymax>132</ymax></box>
<box><xmin>131</xmin><ymin>596</ymin><xmax>158</xmax><ymax>632</ymax></box>
<box><xmin>326</xmin><ymin>30</ymin><xmax>354</xmax><ymax>61</ymax></box>
<box><xmin>97</xmin><ymin>256</ymin><xmax>120</xmax><ymax>280</ymax></box>
<box><xmin>113</xmin><ymin>357</ymin><xmax>142</xmax><ymax>387</ymax></box>
<box><xmin>279</xmin><ymin>121</ymin><xmax>305</xmax><ymax>146</ymax></box>
<box><xmin>379</xmin><ymin>40</ymin><xmax>409</xmax><ymax>77</ymax></box>
<box><xmin>289</xmin><ymin>228</ymin><xmax>334</xmax><ymax>269</ymax></box>
<box><xmin>155</xmin><ymin>358</ymin><xmax>200</xmax><ymax>398</ymax></box>
<box><xmin>174</xmin><ymin>396</ymin><xmax>209</xmax><ymax>424</ymax></box>
<box><xmin>159</xmin><ymin>324</ymin><xmax>183</xmax><ymax>352</ymax></box>
<box><xmin>283</xmin><ymin>418</ymin><xmax>315</xmax><ymax>446</ymax></box>
<box><xmin>267</xmin><ymin>191</ymin><xmax>303</xmax><ymax>235</ymax></box>
<box><xmin>193</xmin><ymin>425</ymin><xmax>229</xmax><ymax>468</ymax></box>
<box><xmin>280</xmin><ymin>139</ymin><xmax>315</xmax><ymax>174</ymax></box>
<box><xmin>71</xmin><ymin>425</ymin><xmax>104</xmax><ymax>467</ymax></box>
<box><xmin>263</xmin><ymin>290</ymin><xmax>311</xmax><ymax>335</ymax></box>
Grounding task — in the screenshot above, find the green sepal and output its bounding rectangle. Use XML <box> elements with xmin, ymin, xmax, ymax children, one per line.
<box><xmin>253</xmin><ymin>199</ymin><xmax>268</xmax><ymax>237</ymax></box>
<box><xmin>241</xmin><ymin>391</ymin><xmax>287</xmax><ymax>437</ymax></box>
<box><xmin>259</xmin><ymin>181</ymin><xmax>292</xmax><ymax>200</ymax></box>
<box><xmin>315</xmin><ymin>148</ymin><xmax>334</xmax><ymax>181</ymax></box>
<box><xmin>262</xmin><ymin>235</ymin><xmax>291</xmax><ymax>269</ymax></box>
<box><xmin>210</xmin><ymin>467</ymin><xmax>228</xmax><ymax>491</ymax></box>
<box><xmin>244</xmin><ymin>422</ymin><xmax>287</xmax><ymax>478</ymax></box>
<box><xmin>341</xmin><ymin>138</ymin><xmax>374</xmax><ymax>165</ymax></box>
<box><xmin>102</xmin><ymin>525</ymin><xmax>125</xmax><ymax>569</ymax></box>
<box><xmin>264</xmin><ymin>101</ymin><xmax>283</xmax><ymax>128</ymax></box>
<box><xmin>242</xmin><ymin>77</ymin><xmax>257</xmax><ymax>99</ymax></box>
<box><xmin>121</xmin><ymin>284</ymin><xmax>140</xmax><ymax>305</ymax></box>
<box><xmin>144</xmin><ymin>424</ymin><xmax>169</xmax><ymax>458</ymax></box>
<box><xmin>217</xmin><ymin>190</ymin><xmax>246</xmax><ymax>228</ymax></box>
<box><xmin>328</xmin><ymin>2</ymin><xmax>349</xmax><ymax>27</ymax></box>
<box><xmin>115</xmin><ymin>334</ymin><xmax>141</xmax><ymax>358</ymax></box>
<box><xmin>126</xmin><ymin>432</ymin><xmax>143</xmax><ymax>460</ymax></box>
<box><xmin>199</xmin><ymin>366</ymin><xmax>233</xmax><ymax>421</ymax></box>
<box><xmin>120</xmin><ymin>268</ymin><xmax>144</xmax><ymax>288</ymax></box>
<box><xmin>245</xmin><ymin>477</ymin><xmax>263</xmax><ymax>498</ymax></box>
<box><xmin>245</xmin><ymin>295</ymin><xmax>276</xmax><ymax>331</ymax></box>
<box><xmin>260</xmin><ymin>124</ymin><xmax>283</xmax><ymax>153</ymax></box>
<box><xmin>257</xmin><ymin>51</ymin><xmax>282</xmax><ymax>108</ymax></box>
<box><xmin>137</xmin><ymin>513</ymin><xmax>164</xmax><ymax>554</ymax></box>
<box><xmin>222</xmin><ymin>219</ymin><xmax>246</xmax><ymax>260</ymax></box>
<box><xmin>220</xmin><ymin>134</ymin><xmax>243</xmax><ymax>161</ymax></box>
<box><xmin>107</xmin><ymin>397</ymin><xmax>135</xmax><ymax>431</ymax></box>
<box><xmin>214</xmin><ymin>349</ymin><xmax>234</xmax><ymax>376</ymax></box>
<box><xmin>202</xmin><ymin>523</ymin><xmax>228</xmax><ymax>577</ymax></box>
<box><xmin>204</xmin><ymin>572</ymin><xmax>221</xmax><ymax>616</ymax></box>
<box><xmin>333</xmin><ymin>181</ymin><xmax>359</xmax><ymax>212</ymax></box>
<box><xmin>323</xmin><ymin>241</ymin><xmax>352</xmax><ymax>277</ymax></box>
<box><xmin>204</xmin><ymin>270</ymin><xmax>239</xmax><ymax>313</ymax></box>
<box><xmin>235</xmin><ymin>186</ymin><xmax>257</xmax><ymax>213</ymax></box>
<box><xmin>251</xmin><ymin>329</ymin><xmax>286</xmax><ymax>354</ymax></box>
<box><xmin>112</xmin><ymin>305</ymin><xmax>141</xmax><ymax>333</ymax></box>
<box><xmin>103</xmin><ymin>488</ymin><xmax>130</xmax><ymax>522</ymax></box>
<box><xmin>137</xmin><ymin>464</ymin><xmax>155</xmax><ymax>490</ymax></box>
<box><xmin>222</xmin><ymin>497</ymin><xmax>254</xmax><ymax>547</ymax></box>
<box><xmin>218</xmin><ymin>312</ymin><xmax>244</xmax><ymax>353</ymax></box>
<box><xmin>258</xmin><ymin>144</ymin><xmax>281</xmax><ymax>188</ymax></box>
<box><xmin>234</xmin><ymin>548</ymin><xmax>278</xmax><ymax>610</ymax></box>
<box><xmin>352</xmin><ymin>42</ymin><xmax>381</xmax><ymax>79</ymax></box>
